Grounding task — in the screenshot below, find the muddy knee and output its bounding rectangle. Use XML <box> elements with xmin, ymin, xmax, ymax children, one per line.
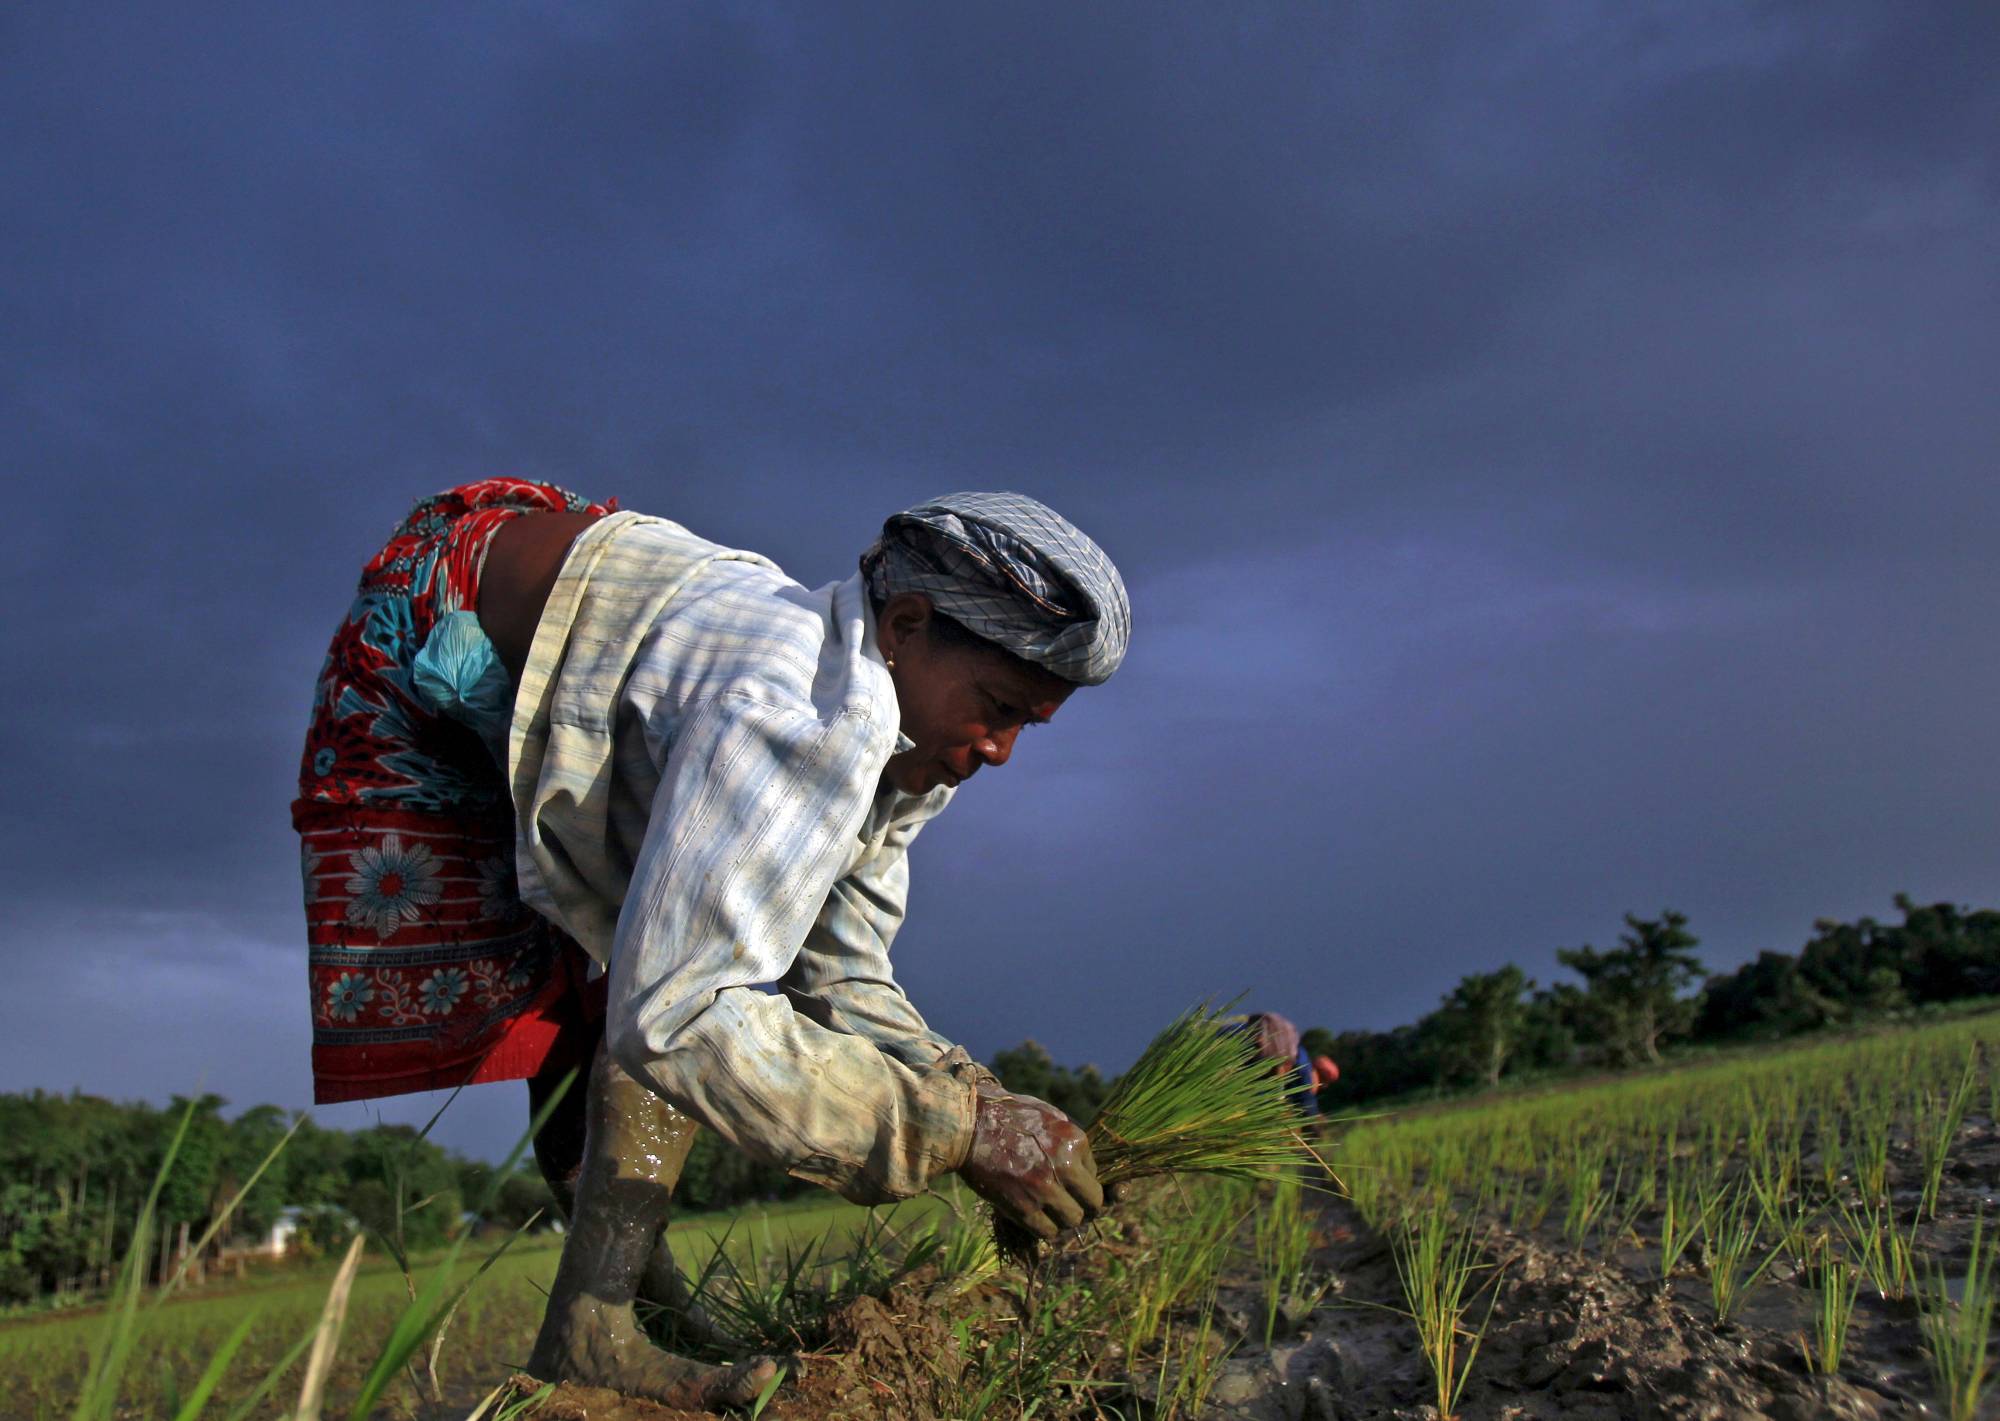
<box><xmin>592</xmin><ymin>1052</ymin><xmax>702</xmax><ymax>1189</ymax></box>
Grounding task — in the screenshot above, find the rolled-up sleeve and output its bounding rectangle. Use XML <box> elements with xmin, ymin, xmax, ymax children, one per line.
<box><xmin>604</xmin><ymin>693</ymin><xmax>977</xmax><ymax>1204</ymax></box>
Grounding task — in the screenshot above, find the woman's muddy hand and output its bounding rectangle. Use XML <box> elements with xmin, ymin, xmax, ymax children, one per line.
<box><xmin>957</xmin><ymin>1088</ymin><xmax>1105</xmax><ymax>1240</ymax></box>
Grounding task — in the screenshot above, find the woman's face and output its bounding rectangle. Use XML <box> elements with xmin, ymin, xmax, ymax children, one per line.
<box><xmin>876</xmin><ymin>594</ymin><xmax>1076</xmax><ymax>796</ymax></box>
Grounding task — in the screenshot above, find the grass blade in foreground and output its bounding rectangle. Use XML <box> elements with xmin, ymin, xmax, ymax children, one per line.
<box><xmin>343</xmin><ymin>1069</ymin><xmax>576</xmax><ymax>1421</ymax></box>
<box><xmin>292</xmin><ymin>1236</ymin><xmax>369</xmax><ymax>1421</ymax></box>
<box><xmin>71</xmin><ymin>1100</ymin><xmax>195</xmax><ymax>1421</ymax></box>
<box><xmin>1922</xmin><ymin>1211</ymin><xmax>1996</xmax><ymax>1421</ymax></box>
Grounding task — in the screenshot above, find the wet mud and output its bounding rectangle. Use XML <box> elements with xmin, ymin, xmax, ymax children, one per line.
<box><xmin>1168</xmin><ymin>1119</ymin><xmax>2000</xmax><ymax>1421</ymax></box>
<box><xmin>472</xmin><ymin>1120</ymin><xmax>2000</xmax><ymax>1421</ymax></box>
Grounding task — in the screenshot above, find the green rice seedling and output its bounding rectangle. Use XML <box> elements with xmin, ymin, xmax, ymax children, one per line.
<box><xmin>1921</xmin><ymin>1212</ymin><xmax>1997</xmax><ymax>1421</ymax></box>
<box><xmin>1836</xmin><ymin>1194</ymin><xmax>1921</xmax><ymax>1302</ymax></box>
<box><xmin>1746</xmin><ymin>1133</ymin><xmax>1797</xmax><ymax>1225</ymax></box>
<box><xmin>1629</xmin><ymin>1144</ymin><xmax>1661</xmax><ymax>1215</ymax></box>
<box><xmin>71</xmin><ymin>1104</ymin><xmax>197</xmax><ymax>1421</ymax></box>
<box><xmin>938</xmin><ymin>1276</ymin><xmax>1109</xmax><ymax>1421</ymax></box>
<box><xmin>1521</xmin><ymin>1165</ymin><xmax>1562</xmax><ymax>1234</ymax></box>
<box><xmin>1747</xmin><ymin>1160</ymin><xmax>1816</xmax><ymax>1267</ymax></box>
<box><xmin>1656</xmin><ymin>1158</ymin><xmax>1715</xmax><ymax>1282</ymax></box>
<box><xmin>825</xmin><ymin>1206</ymin><xmax>941</xmax><ymax>1297</ymax></box>
<box><xmin>1700</xmin><ymin>1111</ymin><xmax>1733</xmax><ymax>1168</ymax></box>
<box><xmin>747</xmin><ymin>1365</ymin><xmax>788</xmax><ymax>1421</ymax></box>
<box><xmin>1775</xmin><ymin>1101</ymin><xmax>1807</xmax><ymax>1192</ymax></box>
<box><xmin>930</xmin><ymin>1319</ymin><xmax>1008</xmax><ymax>1421</ymax></box>
<box><xmin>1699</xmin><ymin>1185</ymin><xmax>1775</xmax><ymax>1327</ymax></box>
<box><xmin>1339</xmin><ymin>1159</ymin><xmax>1387</xmax><ymax>1227</ymax></box>
<box><xmin>1917</xmin><ymin>1051</ymin><xmax>1979</xmax><ymax>1220</ymax></box>
<box><xmin>1606</xmin><ymin>1168</ymin><xmax>1655</xmax><ymax>1252</ymax></box>
<box><xmin>1798</xmin><ymin>1248</ymin><xmax>1860</xmax><ymax>1377</ymax></box>
<box><xmin>920</xmin><ymin>1215</ymin><xmax>1002</xmax><ymax>1296</ymax></box>
<box><xmin>1255</xmin><ymin>1175</ymin><xmax>1323</xmax><ymax>1347</ymax></box>
<box><xmin>1117</xmin><ymin>1183</ymin><xmax>1244</xmax><ymax>1361</ymax></box>
<box><xmin>71</xmin><ymin>1101</ymin><xmax>313</xmax><ymax>1421</ymax></box>
<box><xmin>340</xmin><ymin>1079</ymin><xmax>575</xmax><ymax>1421</ymax></box>
<box><xmin>1390</xmin><ymin>1194</ymin><xmax>1499</xmax><ymax>1421</ymax></box>
<box><xmin>1742</xmin><ymin>1091</ymin><xmax>1772</xmax><ymax>1175</ymax></box>
<box><xmin>373</xmin><ymin>1083</ymin><xmax>481</xmax><ymax>1406</ymax></box>
<box><xmin>1158</xmin><ymin>1287</ymin><xmax>1233</xmax><ymax>1421</ymax></box>
<box><xmin>1850</xmin><ymin>1086</ymin><xmax>1894</xmax><ymax>1203</ymax></box>
<box><xmin>709</xmin><ymin>1224</ymin><xmax>830</xmax><ymax>1351</ymax></box>
<box><xmin>686</xmin><ymin>1207</ymin><xmax>942</xmax><ymax>1354</ymax></box>
<box><xmin>1561</xmin><ymin>1146</ymin><xmax>1610</xmax><ymax>1251</ymax></box>
<box><xmin>1816</xmin><ymin>1105</ymin><xmax>1845</xmax><ymax>1197</ymax></box>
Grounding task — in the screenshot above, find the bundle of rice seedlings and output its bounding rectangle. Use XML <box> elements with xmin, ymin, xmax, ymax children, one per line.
<box><xmin>996</xmin><ymin>1003</ymin><xmax>1320</xmax><ymax>1262</ymax></box>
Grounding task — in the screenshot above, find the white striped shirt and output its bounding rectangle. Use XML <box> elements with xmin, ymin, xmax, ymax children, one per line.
<box><xmin>507</xmin><ymin>513</ymin><xmax>979</xmax><ymax>1203</ymax></box>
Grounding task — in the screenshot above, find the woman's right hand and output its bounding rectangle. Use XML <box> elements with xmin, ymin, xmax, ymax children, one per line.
<box><xmin>956</xmin><ymin>1088</ymin><xmax>1105</xmax><ymax>1241</ymax></box>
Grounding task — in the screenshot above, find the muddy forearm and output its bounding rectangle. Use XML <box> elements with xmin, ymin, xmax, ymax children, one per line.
<box><xmin>608</xmin><ymin>985</ymin><xmax>978</xmax><ymax>1205</ymax></box>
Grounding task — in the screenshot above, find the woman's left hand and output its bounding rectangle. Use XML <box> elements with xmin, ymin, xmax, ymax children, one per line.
<box><xmin>956</xmin><ymin>1087</ymin><xmax>1105</xmax><ymax>1241</ymax></box>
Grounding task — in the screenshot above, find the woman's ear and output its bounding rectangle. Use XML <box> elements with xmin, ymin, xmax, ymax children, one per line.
<box><xmin>877</xmin><ymin>592</ymin><xmax>934</xmax><ymax>665</ymax></box>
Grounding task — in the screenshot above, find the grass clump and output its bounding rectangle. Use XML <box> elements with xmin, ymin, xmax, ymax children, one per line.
<box><xmin>1798</xmin><ymin>1247</ymin><xmax>1860</xmax><ymax>1377</ymax></box>
<box><xmin>1255</xmin><ymin>1174</ymin><xmax>1324</xmax><ymax>1345</ymax></box>
<box><xmin>1390</xmin><ymin>1191</ymin><xmax>1499</xmax><ymax>1421</ymax></box>
<box><xmin>1699</xmin><ymin>1182</ymin><xmax>1776</xmax><ymax>1327</ymax></box>
<box><xmin>670</xmin><ymin>1205</ymin><xmax>945</xmax><ymax>1354</ymax></box>
<box><xmin>1921</xmin><ymin>1211</ymin><xmax>1997</xmax><ymax>1421</ymax></box>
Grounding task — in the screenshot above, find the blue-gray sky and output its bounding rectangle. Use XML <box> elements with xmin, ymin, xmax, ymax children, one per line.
<box><xmin>4</xmin><ymin>2</ymin><xmax>1997</xmax><ymax>1160</ymax></box>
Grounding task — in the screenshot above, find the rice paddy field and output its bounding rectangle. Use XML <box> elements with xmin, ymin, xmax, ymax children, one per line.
<box><xmin>18</xmin><ymin>1012</ymin><xmax>2000</xmax><ymax>1420</ymax></box>
<box><xmin>1311</xmin><ymin>1012</ymin><xmax>2000</xmax><ymax>1420</ymax></box>
<box><xmin>0</xmin><ymin>1192</ymin><xmax>950</xmax><ymax>1421</ymax></box>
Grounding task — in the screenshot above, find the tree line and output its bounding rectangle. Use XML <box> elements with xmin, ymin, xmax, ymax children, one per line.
<box><xmin>1304</xmin><ymin>895</ymin><xmax>2000</xmax><ymax>1110</ymax></box>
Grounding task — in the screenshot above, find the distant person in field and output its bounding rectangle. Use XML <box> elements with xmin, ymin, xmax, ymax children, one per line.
<box><xmin>292</xmin><ymin>481</ymin><xmax>1128</xmax><ymax>1407</ymax></box>
<box><xmin>1230</xmin><ymin>1011</ymin><xmax>1326</xmax><ymax>1114</ymax></box>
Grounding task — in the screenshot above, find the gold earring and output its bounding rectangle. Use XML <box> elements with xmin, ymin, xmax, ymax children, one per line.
<box><xmin>885</xmin><ymin>656</ymin><xmax>896</xmax><ymax>670</ymax></box>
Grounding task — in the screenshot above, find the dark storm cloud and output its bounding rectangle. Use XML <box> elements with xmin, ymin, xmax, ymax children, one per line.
<box><xmin>3</xmin><ymin>1</ymin><xmax>1996</xmax><ymax>1153</ymax></box>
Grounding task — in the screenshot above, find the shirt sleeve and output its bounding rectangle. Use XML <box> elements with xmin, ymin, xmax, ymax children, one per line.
<box><xmin>602</xmin><ymin>691</ymin><xmax>978</xmax><ymax>1205</ymax></box>
<box><xmin>780</xmin><ymin>818</ymin><xmax>1000</xmax><ymax>1090</ymax></box>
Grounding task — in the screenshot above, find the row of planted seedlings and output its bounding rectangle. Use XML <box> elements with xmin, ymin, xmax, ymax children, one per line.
<box><xmin>1330</xmin><ymin>1012</ymin><xmax>2000</xmax><ymax>1421</ymax></box>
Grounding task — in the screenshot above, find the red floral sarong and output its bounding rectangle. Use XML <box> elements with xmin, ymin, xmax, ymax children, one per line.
<box><xmin>292</xmin><ymin>479</ymin><xmax>614</xmax><ymax>1103</ymax></box>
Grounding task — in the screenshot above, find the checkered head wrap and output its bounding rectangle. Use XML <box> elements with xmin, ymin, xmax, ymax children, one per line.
<box><xmin>861</xmin><ymin>492</ymin><xmax>1131</xmax><ymax>686</ymax></box>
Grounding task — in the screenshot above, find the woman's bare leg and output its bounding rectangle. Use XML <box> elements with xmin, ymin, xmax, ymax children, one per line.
<box><xmin>531</xmin><ymin>1056</ymin><xmax>732</xmax><ymax>1349</ymax></box>
<box><xmin>527</xmin><ymin>1045</ymin><xmax>777</xmax><ymax>1408</ymax></box>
